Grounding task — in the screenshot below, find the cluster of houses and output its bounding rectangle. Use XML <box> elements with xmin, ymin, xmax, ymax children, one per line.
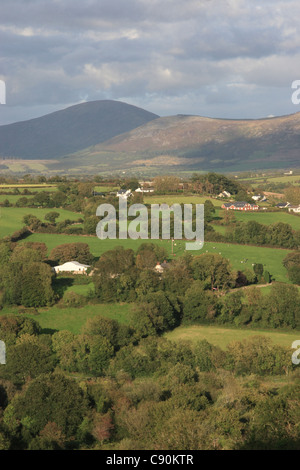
<box><xmin>276</xmin><ymin>202</ymin><xmax>300</xmax><ymax>213</ymax></box>
<box><xmin>117</xmin><ymin>187</ymin><xmax>154</xmax><ymax>199</ymax></box>
<box><xmin>221</xmin><ymin>201</ymin><xmax>259</xmax><ymax>211</ymax></box>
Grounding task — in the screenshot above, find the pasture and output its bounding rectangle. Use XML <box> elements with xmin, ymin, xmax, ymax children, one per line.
<box><xmin>0</xmin><ymin>184</ymin><xmax>57</xmax><ymax>190</ymax></box>
<box><xmin>21</xmin><ymin>233</ymin><xmax>292</xmax><ymax>283</ymax></box>
<box><xmin>1</xmin><ymin>302</ymin><xmax>296</xmax><ymax>348</ymax></box>
<box><xmin>144</xmin><ymin>194</ymin><xmax>224</xmax><ymax>207</ymax></box>
<box><xmin>0</xmin><ymin>303</ymin><xmax>131</xmax><ymax>334</ymax></box>
<box><xmin>0</xmin><ymin>207</ymin><xmax>81</xmax><ymax>238</ymax></box>
<box><xmin>216</xmin><ymin>208</ymin><xmax>300</xmax><ymax>231</ymax></box>
<box><xmin>166</xmin><ymin>324</ymin><xmax>299</xmax><ymax>350</ymax></box>
<box><xmin>238</xmin><ymin>174</ymin><xmax>300</xmax><ymax>186</ymax></box>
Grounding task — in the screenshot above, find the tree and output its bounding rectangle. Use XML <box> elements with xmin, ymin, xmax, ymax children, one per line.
<box><xmin>0</xmin><ymin>315</ymin><xmax>41</xmax><ymax>347</ymax></box>
<box><xmin>3</xmin><ymin>338</ymin><xmax>55</xmax><ymax>384</ymax></box>
<box><xmin>82</xmin><ymin>316</ymin><xmax>119</xmax><ymax>348</ymax></box>
<box><xmin>283</xmin><ymin>252</ymin><xmax>300</xmax><ymax>285</ymax></box>
<box><xmin>131</xmin><ymin>291</ymin><xmax>178</xmax><ymax>336</ymax></box>
<box><xmin>95</xmin><ymin>247</ymin><xmax>135</xmax><ymax>277</ymax></box>
<box><xmin>284</xmin><ymin>186</ymin><xmax>300</xmax><ymax>205</ymax></box>
<box><xmin>162</xmin><ymin>257</ymin><xmax>193</xmax><ymax>296</ymax></box>
<box><xmin>22</xmin><ymin>214</ymin><xmax>42</xmax><ymax>231</ymax></box>
<box><xmin>153</xmin><ymin>175</ymin><xmax>180</xmax><ymax>193</ymax></box>
<box><xmin>262</xmin><ymin>284</ymin><xmax>300</xmax><ymax>329</ymax></box>
<box><xmin>182</xmin><ymin>281</ymin><xmax>217</xmax><ymax>324</ymax></box>
<box><xmin>267</xmin><ymin>222</ymin><xmax>296</xmax><ymax>249</ymax></box>
<box><xmin>30</xmin><ymin>422</ymin><xmax>66</xmax><ymax>450</ymax></box>
<box><xmin>5</xmin><ymin>373</ymin><xmax>88</xmax><ymax>439</ymax></box>
<box><xmin>204</xmin><ymin>200</ymin><xmax>216</xmax><ymax>223</ymax></box>
<box><xmin>84</xmin><ymin>215</ymin><xmax>99</xmax><ymax>235</ymax></box>
<box><xmin>10</xmin><ymin>246</ymin><xmax>43</xmax><ymax>264</ymax></box>
<box><xmin>45</xmin><ymin>212</ymin><xmax>60</xmax><ymax>224</ymax></box>
<box><xmin>21</xmin><ymin>262</ymin><xmax>55</xmax><ymax>308</ymax></box>
<box><xmin>219</xmin><ymin>291</ymin><xmax>244</xmax><ymax>324</ymax></box>
<box><xmin>52</xmin><ymin>191</ymin><xmax>67</xmax><ymax>208</ymax></box>
<box><xmin>253</xmin><ymin>263</ymin><xmax>264</xmax><ymax>280</ymax></box>
<box><xmin>135</xmin><ymin>243</ymin><xmax>168</xmax><ymax>270</ymax></box>
<box><xmin>191</xmin><ymin>253</ymin><xmax>234</xmax><ymax>291</ymax></box>
<box><xmin>49</xmin><ymin>243</ymin><xmax>94</xmax><ymax>265</ymax></box>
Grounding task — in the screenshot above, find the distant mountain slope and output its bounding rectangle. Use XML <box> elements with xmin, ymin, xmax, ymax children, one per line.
<box><xmin>77</xmin><ymin>112</ymin><xmax>300</xmax><ymax>171</ymax></box>
<box><xmin>0</xmin><ymin>100</ymin><xmax>159</xmax><ymax>159</ymax></box>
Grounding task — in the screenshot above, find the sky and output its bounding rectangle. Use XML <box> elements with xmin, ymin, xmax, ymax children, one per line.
<box><xmin>1</xmin><ymin>0</ymin><xmax>300</xmax><ymax>125</ymax></box>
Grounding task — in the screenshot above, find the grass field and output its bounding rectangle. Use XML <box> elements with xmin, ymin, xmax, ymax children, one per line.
<box><xmin>215</xmin><ymin>209</ymin><xmax>300</xmax><ymax>231</ymax></box>
<box><xmin>1</xmin><ymin>301</ymin><xmax>298</xmax><ymax>348</ymax></box>
<box><xmin>0</xmin><ymin>303</ymin><xmax>131</xmax><ymax>334</ymax></box>
<box><xmin>20</xmin><ymin>233</ymin><xmax>292</xmax><ymax>283</ymax></box>
<box><xmin>238</xmin><ymin>174</ymin><xmax>300</xmax><ymax>185</ymax></box>
<box><xmin>63</xmin><ymin>283</ymin><xmax>95</xmax><ymax>297</ymax></box>
<box><xmin>144</xmin><ymin>194</ymin><xmax>224</xmax><ymax>207</ymax></box>
<box><xmin>0</xmin><ymin>184</ymin><xmax>57</xmax><ymax>190</ymax></box>
<box><xmin>94</xmin><ymin>185</ymin><xmax>118</xmax><ymax>192</ymax></box>
<box><xmin>0</xmin><ymin>194</ymin><xmax>25</xmax><ymax>204</ymax></box>
<box><xmin>166</xmin><ymin>325</ymin><xmax>299</xmax><ymax>350</ymax></box>
<box><xmin>0</xmin><ymin>207</ymin><xmax>81</xmax><ymax>238</ymax></box>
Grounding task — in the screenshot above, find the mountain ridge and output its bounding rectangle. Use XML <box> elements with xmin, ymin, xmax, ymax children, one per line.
<box><xmin>0</xmin><ymin>100</ymin><xmax>299</xmax><ymax>173</ymax></box>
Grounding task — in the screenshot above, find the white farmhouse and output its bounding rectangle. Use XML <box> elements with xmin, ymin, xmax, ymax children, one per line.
<box><xmin>117</xmin><ymin>189</ymin><xmax>132</xmax><ymax>199</ymax></box>
<box><xmin>53</xmin><ymin>261</ymin><xmax>91</xmax><ymax>274</ymax></box>
<box><xmin>288</xmin><ymin>205</ymin><xmax>300</xmax><ymax>213</ymax></box>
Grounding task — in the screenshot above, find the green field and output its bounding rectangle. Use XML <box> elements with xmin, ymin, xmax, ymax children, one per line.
<box><xmin>0</xmin><ymin>207</ymin><xmax>81</xmax><ymax>238</ymax></box>
<box><xmin>0</xmin><ymin>194</ymin><xmax>26</xmax><ymax>204</ymax></box>
<box><xmin>1</xmin><ymin>301</ymin><xmax>298</xmax><ymax>348</ymax></box>
<box><xmin>63</xmin><ymin>283</ymin><xmax>95</xmax><ymax>297</ymax></box>
<box><xmin>216</xmin><ymin>208</ymin><xmax>300</xmax><ymax>231</ymax></box>
<box><xmin>0</xmin><ymin>303</ymin><xmax>131</xmax><ymax>334</ymax></box>
<box><xmin>238</xmin><ymin>174</ymin><xmax>300</xmax><ymax>185</ymax></box>
<box><xmin>144</xmin><ymin>194</ymin><xmax>224</xmax><ymax>207</ymax></box>
<box><xmin>20</xmin><ymin>233</ymin><xmax>292</xmax><ymax>283</ymax></box>
<box><xmin>166</xmin><ymin>325</ymin><xmax>299</xmax><ymax>350</ymax></box>
<box><xmin>94</xmin><ymin>185</ymin><xmax>118</xmax><ymax>192</ymax></box>
<box><xmin>0</xmin><ymin>184</ymin><xmax>57</xmax><ymax>190</ymax></box>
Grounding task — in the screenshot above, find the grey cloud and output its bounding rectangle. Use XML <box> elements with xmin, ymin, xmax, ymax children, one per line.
<box><xmin>1</xmin><ymin>0</ymin><xmax>300</xmax><ymax>124</ymax></box>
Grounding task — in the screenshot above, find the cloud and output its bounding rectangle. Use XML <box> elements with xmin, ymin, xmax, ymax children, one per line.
<box><xmin>1</xmin><ymin>0</ymin><xmax>300</xmax><ymax>124</ymax></box>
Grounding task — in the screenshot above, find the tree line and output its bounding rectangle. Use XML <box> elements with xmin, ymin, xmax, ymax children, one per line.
<box><xmin>0</xmin><ymin>313</ymin><xmax>299</xmax><ymax>450</ymax></box>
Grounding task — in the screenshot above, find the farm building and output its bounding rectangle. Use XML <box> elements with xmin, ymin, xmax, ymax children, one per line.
<box><xmin>276</xmin><ymin>202</ymin><xmax>291</xmax><ymax>209</ymax></box>
<box><xmin>53</xmin><ymin>261</ymin><xmax>91</xmax><ymax>274</ymax></box>
<box><xmin>117</xmin><ymin>189</ymin><xmax>132</xmax><ymax>199</ymax></box>
<box><xmin>288</xmin><ymin>205</ymin><xmax>300</xmax><ymax>213</ymax></box>
<box><xmin>135</xmin><ymin>187</ymin><xmax>154</xmax><ymax>193</ymax></box>
<box><xmin>222</xmin><ymin>202</ymin><xmax>259</xmax><ymax>211</ymax></box>
<box><xmin>218</xmin><ymin>191</ymin><xmax>231</xmax><ymax>198</ymax></box>
<box><xmin>154</xmin><ymin>260</ymin><xmax>169</xmax><ymax>273</ymax></box>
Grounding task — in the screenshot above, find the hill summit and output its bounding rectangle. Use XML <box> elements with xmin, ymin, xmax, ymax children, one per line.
<box><xmin>0</xmin><ymin>100</ymin><xmax>159</xmax><ymax>159</ymax></box>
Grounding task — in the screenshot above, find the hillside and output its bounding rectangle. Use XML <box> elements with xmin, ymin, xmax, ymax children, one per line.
<box><xmin>74</xmin><ymin>112</ymin><xmax>300</xmax><ymax>172</ymax></box>
<box><xmin>0</xmin><ymin>101</ymin><xmax>300</xmax><ymax>174</ymax></box>
<box><xmin>0</xmin><ymin>100</ymin><xmax>159</xmax><ymax>159</ymax></box>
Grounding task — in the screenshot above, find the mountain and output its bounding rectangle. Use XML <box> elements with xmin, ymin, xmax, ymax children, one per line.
<box><xmin>0</xmin><ymin>100</ymin><xmax>299</xmax><ymax>174</ymax></box>
<box><xmin>71</xmin><ymin>112</ymin><xmax>300</xmax><ymax>172</ymax></box>
<box><xmin>0</xmin><ymin>100</ymin><xmax>159</xmax><ymax>159</ymax></box>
